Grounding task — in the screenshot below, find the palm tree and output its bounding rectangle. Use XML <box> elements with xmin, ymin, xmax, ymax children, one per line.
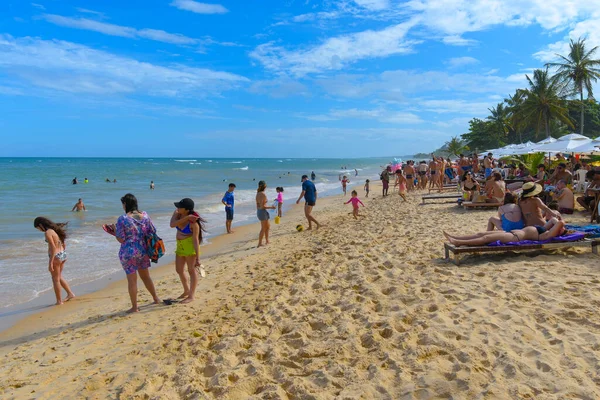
<box><xmin>487</xmin><ymin>103</ymin><xmax>509</xmax><ymax>139</ymax></box>
<box><xmin>517</xmin><ymin>68</ymin><xmax>574</xmax><ymax>139</ymax></box>
<box><xmin>546</xmin><ymin>38</ymin><xmax>600</xmax><ymax>136</ymax></box>
<box><xmin>445</xmin><ymin>136</ymin><xmax>467</xmax><ymax>157</ymax></box>
<box><xmin>507</xmin><ymin>152</ymin><xmax>546</xmax><ymax>177</ymax></box>
<box><xmin>504</xmin><ymin>89</ymin><xmax>526</xmax><ymax>143</ymax></box>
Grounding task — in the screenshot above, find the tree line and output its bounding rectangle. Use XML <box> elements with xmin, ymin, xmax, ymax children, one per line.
<box><xmin>419</xmin><ymin>38</ymin><xmax>600</xmax><ymax>158</ymax></box>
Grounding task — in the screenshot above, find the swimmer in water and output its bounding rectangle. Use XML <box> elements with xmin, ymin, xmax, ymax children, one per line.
<box><xmin>71</xmin><ymin>198</ymin><xmax>86</xmax><ymax>212</ymax></box>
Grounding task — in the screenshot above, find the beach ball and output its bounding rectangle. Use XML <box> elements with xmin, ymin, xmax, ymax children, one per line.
<box><xmin>296</xmin><ymin>224</ymin><xmax>304</xmax><ymax>232</ymax></box>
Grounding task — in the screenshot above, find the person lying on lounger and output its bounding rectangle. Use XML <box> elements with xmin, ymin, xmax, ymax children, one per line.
<box><xmin>444</xmin><ymin>218</ymin><xmax>565</xmax><ymax>247</ymax></box>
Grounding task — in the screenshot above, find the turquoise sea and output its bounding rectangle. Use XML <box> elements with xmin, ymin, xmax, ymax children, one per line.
<box><xmin>0</xmin><ymin>157</ymin><xmax>395</xmax><ymax>308</ymax></box>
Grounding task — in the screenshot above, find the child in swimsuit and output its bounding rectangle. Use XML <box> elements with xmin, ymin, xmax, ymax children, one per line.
<box><xmin>395</xmin><ymin>170</ymin><xmax>407</xmax><ymax>201</ymax></box>
<box><xmin>276</xmin><ymin>187</ymin><xmax>284</xmax><ymax>218</ymax></box>
<box><xmin>364</xmin><ymin>179</ymin><xmax>370</xmax><ymax>198</ymax></box>
<box><xmin>34</xmin><ymin>216</ymin><xmax>75</xmax><ymax>305</ymax></box>
<box><xmin>341</xmin><ymin>176</ymin><xmax>349</xmax><ymax>195</ymax></box>
<box><xmin>344</xmin><ymin>190</ymin><xmax>365</xmax><ymax>219</ymax></box>
<box><xmin>171</xmin><ymin>198</ymin><xmax>207</xmax><ymax>303</ymax></box>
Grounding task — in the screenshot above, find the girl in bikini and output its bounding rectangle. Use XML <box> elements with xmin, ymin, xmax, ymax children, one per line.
<box><xmin>170</xmin><ymin>198</ymin><xmax>206</xmax><ymax>303</ymax></box>
<box><xmin>444</xmin><ymin>218</ymin><xmax>565</xmax><ymax>246</ymax></box>
<box><xmin>34</xmin><ymin>217</ymin><xmax>75</xmax><ymax>305</ymax></box>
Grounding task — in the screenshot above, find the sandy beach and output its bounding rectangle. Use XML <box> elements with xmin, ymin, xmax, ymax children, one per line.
<box><xmin>2</xmin><ymin>184</ymin><xmax>600</xmax><ymax>399</ymax></box>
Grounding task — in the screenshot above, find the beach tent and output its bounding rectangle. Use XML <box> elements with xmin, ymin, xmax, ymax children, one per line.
<box><xmin>531</xmin><ymin>133</ymin><xmax>592</xmax><ymax>153</ymax></box>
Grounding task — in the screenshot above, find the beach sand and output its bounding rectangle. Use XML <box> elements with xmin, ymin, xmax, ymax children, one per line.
<box><xmin>2</xmin><ymin>184</ymin><xmax>600</xmax><ymax>399</ymax></box>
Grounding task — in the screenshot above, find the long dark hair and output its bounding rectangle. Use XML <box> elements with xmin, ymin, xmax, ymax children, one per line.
<box><xmin>179</xmin><ymin>202</ymin><xmax>207</xmax><ymax>243</ymax></box>
<box><xmin>257</xmin><ymin>180</ymin><xmax>266</xmax><ymax>192</ymax></box>
<box><xmin>120</xmin><ymin>193</ymin><xmax>139</xmax><ymax>213</ymax></box>
<box><xmin>34</xmin><ymin>217</ymin><xmax>68</xmax><ymax>243</ymax></box>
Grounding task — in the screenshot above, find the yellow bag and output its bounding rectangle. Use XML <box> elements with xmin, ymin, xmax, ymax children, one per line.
<box><xmin>274</xmin><ymin>216</ymin><xmax>281</xmax><ymax>224</ymax></box>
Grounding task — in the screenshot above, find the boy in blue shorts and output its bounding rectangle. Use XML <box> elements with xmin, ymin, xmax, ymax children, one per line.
<box><xmin>222</xmin><ymin>183</ymin><xmax>236</xmax><ymax>233</ymax></box>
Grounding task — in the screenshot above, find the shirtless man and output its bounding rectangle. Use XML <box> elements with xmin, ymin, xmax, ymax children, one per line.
<box><xmin>458</xmin><ymin>154</ymin><xmax>470</xmax><ymax>174</ymax></box>
<box><xmin>483</xmin><ymin>153</ymin><xmax>494</xmax><ymax>178</ymax></box>
<box><xmin>472</xmin><ymin>153</ymin><xmax>480</xmax><ymax>174</ymax></box>
<box><xmin>428</xmin><ymin>156</ymin><xmax>438</xmax><ymax>190</ymax></box>
<box><xmin>550</xmin><ymin>180</ymin><xmax>574</xmax><ymax>214</ymax></box>
<box><xmin>417</xmin><ymin>161</ymin><xmax>428</xmax><ymax>189</ymax></box>
<box><xmin>549</xmin><ymin>163</ymin><xmax>573</xmax><ymax>185</ymax></box>
<box><xmin>71</xmin><ymin>198</ymin><xmax>86</xmax><ymax>212</ymax></box>
<box><xmin>519</xmin><ymin>183</ymin><xmax>561</xmax><ymax>226</ymax></box>
<box><xmin>404</xmin><ymin>161</ymin><xmax>416</xmax><ymax>191</ymax></box>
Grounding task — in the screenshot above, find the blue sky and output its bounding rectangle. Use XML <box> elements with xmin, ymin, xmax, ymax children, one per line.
<box><xmin>1</xmin><ymin>0</ymin><xmax>599</xmax><ymax>157</ymax></box>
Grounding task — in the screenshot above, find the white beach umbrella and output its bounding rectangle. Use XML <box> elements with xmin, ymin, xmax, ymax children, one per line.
<box><xmin>568</xmin><ymin>139</ymin><xmax>600</xmax><ymax>154</ymax></box>
<box><xmin>531</xmin><ymin>133</ymin><xmax>592</xmax><ymax>153</ymax></box>
<box><xmin>534</xmin><ymin>137</ymin><xmax>557</xmax><ymax>145</ymax></box>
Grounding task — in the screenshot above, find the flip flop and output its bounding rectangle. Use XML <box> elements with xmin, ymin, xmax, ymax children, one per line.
<box><xmin>102</xmin><ymin>224</ymin><xmax>116</xmax><ymax>236</ymax></box>
<box><xmin>195</xmin><ymin>264</ymin><xmax>206</xmax><ymax>278</ymax></box>
<box><xmin>163</xmin><ymin>299</ymin><xmax>176</xmax><ymax>305</ymax></box>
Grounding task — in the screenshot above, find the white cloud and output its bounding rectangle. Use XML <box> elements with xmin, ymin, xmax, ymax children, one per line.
<box><xmin>417</xmin><ymin>99</ymin><xmax>491</xmax><ymax>115</ymax></box>
<box><xmin>317</xmin><ymin>70</ymin><xmax>518</xmax><ymax>100</ymax></box>
<box><xmin>249</xmin><ymin>76</ymin><xmax>310</xmax><ymax>98</ymax></box>
<box><xmin>406</xmin><ymin>0</ymin><xmax>599</xmax><ymax>36</ymax></box>
<box><xmin>534</xmin><ymin>13</ymin><xmax>600</xmax><ymax>63</ymax></box>
<box><xmin>250</xmin><ymin>18</ymin><xmax>420</xmax><ymax>76</ymax></box>
<box><xmin>41</xmin><ymin>14</ymin><xmax>198</xmax><ymax>45</ymax></box>
<box><xmin>170</xmin><ymin>0</ymin><xmax>228</xmax><ymax>14</ymax></box>
<box><xmin>75</xmin><ymin>8</ymin><xmax>106</xmax><ymax>17</ymax></box>
<box><xmin>0</xmin><ymin>34</ymin><xmax>248</xmax><ymax>96</ymax></box>
<box><xmin>353</xmin><ymin>0</ymin><xmax>390</xmax><ymax>11</ymax></box>
<box><xmin>31</xmin><ymin>3</ymin><xmax>45</xmax><ymax>10</ymax></box>
<box><xmin>442</xmin><ymin>35</ymin><xmax>477</xmax><ymax>46</ymax></box>
<box><xmin>297</xmin><ymin>107</ymin><xmax>423</xmax><ymax>124</ymax></box>
<box><xmin>446</xmin><ymin>56</ymin><xmax>479</xmax><ymax>68</ymax></box>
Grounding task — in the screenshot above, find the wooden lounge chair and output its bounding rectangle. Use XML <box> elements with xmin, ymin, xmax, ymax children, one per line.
<box><xmin>422</xmin><ymin>194</ymin><xmax>462</xmax><ymax>204</ymax></box>
<box><xmin>461</xmin><ymin>201</ymin><xmax>502</xmax><ymax>209</ymax></box>
<box><xmin>428</xmin><ymin>185</ymin><xmax>458</xmax><ymax>194</ymax></box>
<box><xmin>444</xmin><ymin>239</ymin><xmax>599</xmax><ymax>265</ymax></box>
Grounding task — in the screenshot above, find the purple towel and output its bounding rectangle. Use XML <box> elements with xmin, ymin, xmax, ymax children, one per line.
<box><xmin>487</xmin><ymin>232</ymin><xmax>585</xmax><ymax>247</ymax></box>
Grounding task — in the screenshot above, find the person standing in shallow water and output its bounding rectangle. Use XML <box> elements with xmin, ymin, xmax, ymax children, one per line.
<box><xmin>34</xmin><ymin>217</ymin><xmax>76</xmax><ymax>305</ymax></box>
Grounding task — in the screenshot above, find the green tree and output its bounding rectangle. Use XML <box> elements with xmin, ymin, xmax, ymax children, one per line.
<box><xmin>504</xmin><ymin>89</ymin><xmax>527</xmax><ymax>143</ymax></box>
<box><xmin>567</xmin><ymin>99</ymin><xmax>600</xmax><ymax>138</ymax></box>
<box><xmin>506</xmin><ymin>152</ymin><xmax>546</xmax><ymax>176</ymax></box>
<box><xmin>445</xmin><ymin>136</ymin><xmax>468</xmax><ymax>157</ymax></box>
<box><xmin>517</xmin><ymin>68</ymin><xmax>574</xmax><ymax>139</ymax></box>
<box><xmin>461</xmin><ymin>118</ymin><xmax>503</xmax><ymax>151</ymax></box>
<box><xmin>546</xmin><ymin>38</ymin><xmax>600</xmax><ymax>136</ymax></box>
<box><xmin>487</xmin><ymin>103</ymin><xmax>509</xmax><ymax>141</ymax></box>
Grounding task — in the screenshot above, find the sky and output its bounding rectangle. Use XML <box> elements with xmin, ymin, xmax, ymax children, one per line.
<box><xmin>1</xmin><ymin>0</ymin><xmax>600</xmax><ymax>158</ymax></box>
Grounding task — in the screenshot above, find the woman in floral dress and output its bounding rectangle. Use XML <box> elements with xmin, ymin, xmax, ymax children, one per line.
<box><xmin>113</xmin><ymin>193</ymin><xmax>161</xmax><ymax>313</ymax></box>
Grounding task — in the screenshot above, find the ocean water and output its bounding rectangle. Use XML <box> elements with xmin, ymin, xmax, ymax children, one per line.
<box><xmin>0</xmin><ymin>157</ymin><xmax>393</xmax><ymax>308</ymax></box>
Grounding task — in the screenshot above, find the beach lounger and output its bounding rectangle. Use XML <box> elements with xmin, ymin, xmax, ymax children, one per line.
<box><xmin>422</xmin><ymin>194</ymin><xmax>462</xmax><ymax>204</ymax></box>
<box><xmin>444</xmin><ymin>238</ymin><xmax>599</xmax><ymax>265</ymax></box>
<box><xmin>461</xmin><ymin>201</ymin><xmax>502</xmax><ymax>209</ymax></box>
<box><xmin>428</xmin><ymin>185</ymin><xmax>458</xmax><ymax>193</ymax></box>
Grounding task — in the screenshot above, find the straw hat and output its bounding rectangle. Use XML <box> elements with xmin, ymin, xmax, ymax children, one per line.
<box><xmin>521</xmin><ymin>182</ymin><xmax>543</xmax><ymax>198</ymax></box>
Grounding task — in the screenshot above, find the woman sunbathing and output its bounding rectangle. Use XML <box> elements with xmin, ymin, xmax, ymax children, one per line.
<box><xmin>444</xmin><ymin>218</ymin><xmax>565</xmax><ymax>247</ymax></box>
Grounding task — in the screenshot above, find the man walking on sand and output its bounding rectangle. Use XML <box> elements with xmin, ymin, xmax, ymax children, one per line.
<box><xmin>296</xmin><ymin>175</ymin><xmax>320</xmax><ymax>230</ymax></box>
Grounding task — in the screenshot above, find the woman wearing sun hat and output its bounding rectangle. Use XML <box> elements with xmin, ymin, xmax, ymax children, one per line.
<box><xmin>519</xmin><ymin>182</ymin><xmax>562</xmax><ymax>227</ymax></box>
